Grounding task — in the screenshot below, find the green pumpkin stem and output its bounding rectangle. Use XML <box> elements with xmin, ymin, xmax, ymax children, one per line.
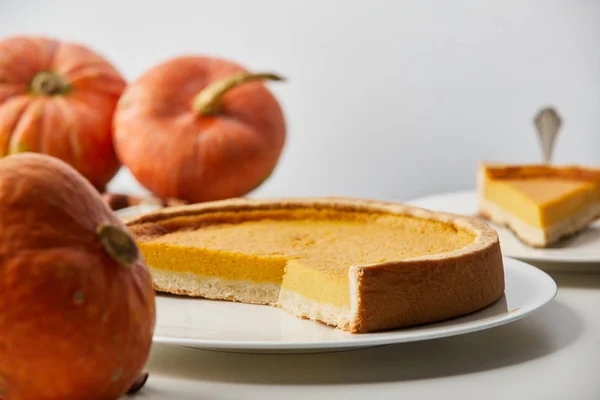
<box><xmin>96</xmin><ymin>224</ymin><xmax>139</xmax><ymax>268</ymax></box>
<box><xmin>192</xmin><ymin>72</ymin><xmax>285</xmax><ymax>116</ymax></box>
<box><xmin>30</xmin><ymin>71</ymin><xmax>71</xmax><ymax>96</ymax></box>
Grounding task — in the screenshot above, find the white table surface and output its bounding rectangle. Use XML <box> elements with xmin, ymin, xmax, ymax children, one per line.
<box><xmin>127</xmin><ymin>265</ymin><xmax>599</xmax><ymax>400</ymax></box>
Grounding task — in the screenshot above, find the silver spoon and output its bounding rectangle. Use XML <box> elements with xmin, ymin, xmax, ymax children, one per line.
<box><xmin>534</xmin><ymin>106</ymin><xmax>562</xmax><ymax>164</ymax></box>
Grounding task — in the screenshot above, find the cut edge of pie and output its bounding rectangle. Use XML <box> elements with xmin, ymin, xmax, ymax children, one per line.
<box><xmin>126</xmin><ymin>197</ymin><xmax>505</xmax><ymax>333</ymax></box>
<box><xmin>477</xmin><ymin>163</ymin><xmax>600</xmax><ymax>248</ymax></box>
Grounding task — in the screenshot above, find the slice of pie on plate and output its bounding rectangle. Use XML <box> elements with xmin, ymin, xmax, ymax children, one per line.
<box><xmin>477</xmin><ymin>163</ymin><xmax>600</xmax><ymax>248</ymax></box>
<box><xmin>125</xmin><ymin>197</ymin><xmax>504</xmax><ymax>333</ymax></box>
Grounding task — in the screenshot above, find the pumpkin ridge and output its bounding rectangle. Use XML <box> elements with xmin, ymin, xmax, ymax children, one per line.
<box><xmin>63</xmin><ymin>96</ymin><xmax>106</xmax><ymax>164</ymax></box>
<box><xmin>43</xmin><ymin>37</ymin><xmax>60</xmax><ymax>71</ymax></box>
<box><xmin>0</xmin><ymin>83</ymin><xmax>29</xmax><ymax>103</ymax></box>
<box><xmin>52</xmin><ymin>97</ymin><xmax>79</xmax><ymax>165</ymax></box>
<box><xmin>56</xmin><ymin>59</ymin><xmax>113</xmax><ymax>77</ymax></box>
<box><xmin>6</xmin><ymin>98</ymin><xmax>36</xmax><ymax>155</ymax></box>
<box><xmin>70</xmin><ymin>76</ymin><xmax>126</xmax><ymax>98</ymax></box>
<box><xmin>62</xmin><ymin>65</ymin><xmax>126</xmax><ymax>96</ymax></box>
<box><xmin>0</xmin><ymin>97</ymin><xmax>29</xmax><ymax>156</ymax></box>
<box><xmin>37</xmin><ymin>100</ymin><xmax>48</xmax><ymax>154</ymax></box>
<box><xmin>0</xmin><ymin>38</ymin><xmax>38</xmax><ymax>84</ymax></box>
<box><xmin>38</xmin><ymin>99</ymin><xmax>63</xmax><ymax>159</ymax></box>
<box><xmin>15</xmin><ymin>35</ymin><xmax>60</xmax><ymax>73</ymax></box>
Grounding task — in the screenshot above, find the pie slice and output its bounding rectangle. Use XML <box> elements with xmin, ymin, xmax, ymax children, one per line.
<box><xmin>477</xmin><ymin>163</ymin><xmax>600</xmax><ymax>248</ymax></box>
<box><xmin>126</xmin><ymin>197</ymin><xmax>504</xmax><ymax>333</ymax></box>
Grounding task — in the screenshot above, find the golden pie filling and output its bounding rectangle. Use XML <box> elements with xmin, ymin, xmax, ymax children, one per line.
<box><xmin>484</xmin><ymin>177</ymin><xmax>600</xmax><ymax>228</ymax></box>
<box><xmin>135</xmin><ymin>209</ymin><xmax>475</xmax><ymax>308</ymax></box>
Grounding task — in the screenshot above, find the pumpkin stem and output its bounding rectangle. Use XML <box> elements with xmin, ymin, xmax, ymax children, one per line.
<box><xmin>30</xmin><ymin>72</ymin><xmax>71</xmax><ymax>96</ymax></box>
<box><xmin>96</xmin><ymin>224</ymin><xmax>139</xmax><ymax>268</ymax></box>
<box><xmin>126</xmin><ymin>373</ymin><xmax>149</xmax><ymax>395</ymax></box>
<box><xmin>192</xmin><ymin>72</ymin><xmax>285</xmax><ymax>116</ymax></box>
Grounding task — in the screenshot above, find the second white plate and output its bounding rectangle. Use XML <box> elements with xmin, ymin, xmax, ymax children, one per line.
<box><xmin>408</xmin><ymin>190</ymin><xmax>600</xmax><ymax>264</ymax></box>
<box><xmin>152</xmin><ymin>258</ymin><xmax>556</xmax><ymax>354</ymax></box>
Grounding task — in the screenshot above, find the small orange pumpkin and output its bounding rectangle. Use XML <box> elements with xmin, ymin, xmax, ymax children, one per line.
<box><xmin>113</xmin><ymin>56</ymin><xmax>286</xmax><ymax>203</ymax></box>
<box><xmin>0</xmin><ymin>153</ymin><xmax>155</xmax><ymax>400</ymax></box>
<box><xmin>0</xmin><ymin>36</ymin><xmax>126</xmax><ymax>191</ymax></box>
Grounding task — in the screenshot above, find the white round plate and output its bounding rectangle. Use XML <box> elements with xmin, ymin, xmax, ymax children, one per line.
<box><xmin>408</xmin><ymin>190</ymin><xmax>600</xmax><ymax>264</ymax></box>
<box><xmin>152</xmin><ymin>258</ymin><xmax>556</xmax><ymax>354</ymax></box>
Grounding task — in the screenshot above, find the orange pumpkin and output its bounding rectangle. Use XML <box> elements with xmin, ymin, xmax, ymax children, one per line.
<box><xmin>0</xmin><ymin>36</ymin><xmax>126</xmax><ymax>191</ymax></box>
<box><xmin>113</xmin><ymin>56</ymin><xmax>286</xmax><ymax>203</ymax></box>
<box><xmin>0</xmin><ymin>153</ymin><xmax>155</xmax><ymax>400</ymax></box>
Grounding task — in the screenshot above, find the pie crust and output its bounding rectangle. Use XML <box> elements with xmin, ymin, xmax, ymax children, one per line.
<box><xmin>126</xmin><ymin>197</ymin><xmax>505</xmax><ymax>333</ymax></box>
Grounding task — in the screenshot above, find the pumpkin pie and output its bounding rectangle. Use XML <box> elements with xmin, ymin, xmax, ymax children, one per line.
<box><xmin>126</xmin><ymin>197</ymin><xmax>504</xmax><ymax>333</ymax></box>
<box><xmin>477</xmin><ymin>163</ymin><xmax>600</xmax><ymax>247</ymax></box>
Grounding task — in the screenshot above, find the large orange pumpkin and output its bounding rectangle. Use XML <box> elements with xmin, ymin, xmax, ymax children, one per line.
<box><xmin>0</xmin><ymin>36</ymin><xmax>126</xmax><ymax>191</ymax></box>
<box><xmin>0</xmin><ymin>153</ymin><xmax>155</xmax><ymax>400</ymax></box>
<box><xmin>113</xmin><ymin>56</ymin><xmax>286</xmax><ymax>203</ymax></box>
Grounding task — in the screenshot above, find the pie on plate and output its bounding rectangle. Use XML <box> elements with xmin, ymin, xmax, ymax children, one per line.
<box><xmin>126</xmin><ymin>197</ymin><xmax>505</xmax><ymax>333</ymax></box>
<box><xmin>477</xmin><ymin>163</ymin><xmax>600</xmax><ymax>248</ymax></box>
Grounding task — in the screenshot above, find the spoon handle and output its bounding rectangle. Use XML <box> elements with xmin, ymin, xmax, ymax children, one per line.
<box><xmin>534</xmin><ymin>107</ymin><xmax>562</xmax><ymax>164</ymax></box>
